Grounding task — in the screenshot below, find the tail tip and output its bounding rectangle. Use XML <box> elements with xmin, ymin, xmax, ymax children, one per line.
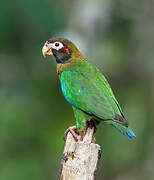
<box><xmin>125</xmin><ymin>129</ymin><xmax>136</xmax><ymax>139</ymax></box>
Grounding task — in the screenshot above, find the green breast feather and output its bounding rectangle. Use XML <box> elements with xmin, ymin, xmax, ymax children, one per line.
<box><xmin>60</xmin><ymin>60</ymin><xmax>122</xmax><ymax>120</ymax></box>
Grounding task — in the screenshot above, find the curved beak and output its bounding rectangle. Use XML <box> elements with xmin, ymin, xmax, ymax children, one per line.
<box><xmin>42</xmin><ymin>43</ymin><xmax>53</xmax><ymax>57</ymax></box>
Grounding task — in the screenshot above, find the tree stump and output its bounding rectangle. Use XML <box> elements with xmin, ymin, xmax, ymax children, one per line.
<box><xmin>60</xmin><ymin>127</ymin><xmax>101</xmax><ymax>180</ymax></box>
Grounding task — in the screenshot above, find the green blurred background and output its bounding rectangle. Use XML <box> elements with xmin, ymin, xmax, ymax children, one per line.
<box><xmin>0</xmin><ymin>0</ymin><xmax>154</xmax><ymax>179</ymax></box>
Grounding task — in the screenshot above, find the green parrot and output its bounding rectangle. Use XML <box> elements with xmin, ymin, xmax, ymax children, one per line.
<box><xmin>42</xmin><ymin>38</ymin><xmax>135</xmax><ymax>139</ymax></box>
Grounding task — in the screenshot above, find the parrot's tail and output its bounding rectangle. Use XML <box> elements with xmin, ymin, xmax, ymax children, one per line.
<box><xmin>112</xmin><ymin>121</ymin><xmax>136</xmax><ymax>138</ymax></box>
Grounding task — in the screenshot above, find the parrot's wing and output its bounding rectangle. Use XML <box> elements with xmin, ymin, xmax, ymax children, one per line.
<box><xmin>60</xmin><ymin>62</ymin><xmax>124</xmax><ymax>121</ymax></box>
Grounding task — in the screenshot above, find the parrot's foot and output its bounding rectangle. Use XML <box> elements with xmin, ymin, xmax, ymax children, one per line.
<box><xmin>86</xmin><ymin>118</ymin><xmax>100</xmax><ymax>133</ymax></box>
<box><xmin>63</xmin><ymin>126</ymin><xmax>79</xmax><ymax>142</ymax></box>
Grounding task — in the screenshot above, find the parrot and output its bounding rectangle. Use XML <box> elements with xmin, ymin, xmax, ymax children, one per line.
<box><xmin>42</xmin><ymin>38</ymin><xmax>136</xmax><ymax>140</ymax></box>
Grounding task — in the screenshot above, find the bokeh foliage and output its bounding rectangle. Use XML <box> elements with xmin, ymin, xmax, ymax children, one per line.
<box><xmin>0</xmin><ymin>0</ymin><xmax>154</xmax><ymax>179</ymax></box>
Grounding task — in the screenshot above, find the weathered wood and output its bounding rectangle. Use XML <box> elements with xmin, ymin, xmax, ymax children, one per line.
<box><xmin>60</xmin><ymin>127</ymin><xmax>101</xmax><ymax>180</ymax></box>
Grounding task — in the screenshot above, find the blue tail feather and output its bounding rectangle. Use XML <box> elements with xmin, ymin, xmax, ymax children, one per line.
<box><xmin>112</xmin><ymin>122</ymin><xmax>136</xmax><ymax>139</ymax></box>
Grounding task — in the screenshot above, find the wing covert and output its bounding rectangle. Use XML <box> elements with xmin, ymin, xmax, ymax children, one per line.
<box><xmin>60</xmin><ymin>61</ymin><xmax>122</xmax><ymax>120</ymax></box>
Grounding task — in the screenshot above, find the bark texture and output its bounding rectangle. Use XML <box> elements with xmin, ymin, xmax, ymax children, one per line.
<box><xmin>60</xmin><ymin>127</ymin><xmax>101</xmax><ymax>180</ymax></box>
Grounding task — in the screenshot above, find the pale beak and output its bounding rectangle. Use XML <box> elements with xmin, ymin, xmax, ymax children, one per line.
<box><xmin>42</xmin><ymin>43</ymin><xmax>53</xmax><ymax>57</ymax></box>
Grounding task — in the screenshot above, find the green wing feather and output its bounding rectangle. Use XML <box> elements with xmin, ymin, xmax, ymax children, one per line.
<box><xmin>60</xmin><ymin>60</ymin><xmax>122</xmax><ymax>121</ymax></box>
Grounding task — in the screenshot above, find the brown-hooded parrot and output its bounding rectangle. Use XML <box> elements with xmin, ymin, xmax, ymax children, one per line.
<box><xmin>42</xmin><ymin>38</ymin><xmax>136</xmax><ymax>139</ymax></box>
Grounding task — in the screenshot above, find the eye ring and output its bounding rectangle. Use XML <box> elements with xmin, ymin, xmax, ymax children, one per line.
<box><xmin>50</xmin><ymin>41</ymin><xmax>64</xmax><ymax>50</ymax></box>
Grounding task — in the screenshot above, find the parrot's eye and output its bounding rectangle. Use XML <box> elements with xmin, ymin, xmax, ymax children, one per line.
<box><xmin>51</xmin><ymin>41</ymin><xmax>64</xmax><ymax>51</ymax></box>
<box><xmin>55</xmin><ymin>42</ymin><xmax>60</xmax><ymax>47</ymax></box>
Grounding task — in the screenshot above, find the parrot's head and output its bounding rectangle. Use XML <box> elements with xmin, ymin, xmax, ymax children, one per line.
<box><xmin>42</xmin><ymin>38</ymin><xmax>83</xmax><ymax>64</ymax></box>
